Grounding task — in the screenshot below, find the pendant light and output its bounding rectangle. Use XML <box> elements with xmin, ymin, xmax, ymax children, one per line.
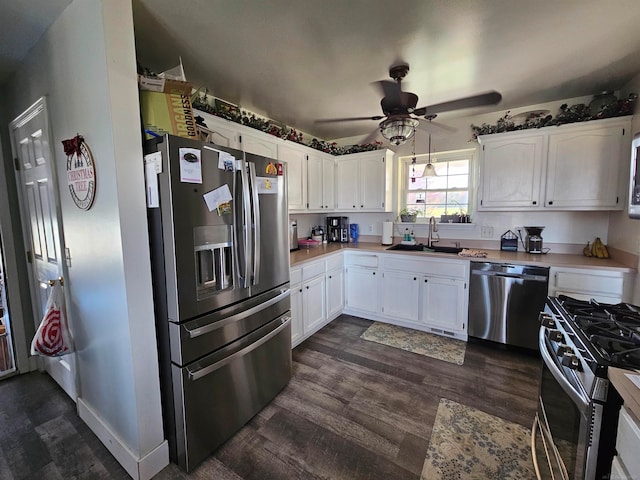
<box><xmin>422</xmin><ymin>115</ymin><xmax>438</xmax><ymax>177</ymax></box>
<box><xmin>410</xmin><ymin>128</ymin><xmax>417</xmax><ymax>183</ymax></box>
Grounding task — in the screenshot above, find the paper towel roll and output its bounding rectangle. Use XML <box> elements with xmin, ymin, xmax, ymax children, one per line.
<box><xmin>381</xmin><ymin>221</ymin><xmax>393</xmax><ymax>245</ymax></box>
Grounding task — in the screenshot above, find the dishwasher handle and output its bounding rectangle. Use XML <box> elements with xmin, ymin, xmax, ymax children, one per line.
<box><xmin>471</xmin><ymin>270</ymin><xmax>548</xmax><ymax>282</ymax></box>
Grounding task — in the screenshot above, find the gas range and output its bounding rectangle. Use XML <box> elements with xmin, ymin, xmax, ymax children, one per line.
<box><xmin>545</xmin><ymin>295</ymin><xmax>640</xmax><ymax>376</ymax></box>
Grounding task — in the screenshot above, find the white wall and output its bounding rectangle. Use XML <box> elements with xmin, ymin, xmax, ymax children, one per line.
<box><xmin>1</xmin><ymin>0</ymin><xmax>166</xmax><ymax>477</ymax></box>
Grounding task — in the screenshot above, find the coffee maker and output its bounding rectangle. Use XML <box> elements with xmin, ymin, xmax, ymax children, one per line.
<box><xmin>524</xmin><ymin>226</ymin><xmax>544</xmax><ymax>254</ymax></box>
<box><xmin>327</xmin><ymin>216</ymin><xmax>349</xmax><ymax>243</ymax></box>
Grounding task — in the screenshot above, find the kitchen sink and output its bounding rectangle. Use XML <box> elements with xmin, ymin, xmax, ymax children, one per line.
<box><xmin>386</xmin><ymin>244</ymin><xmax>463</xmax><ymax>254</ymax></box>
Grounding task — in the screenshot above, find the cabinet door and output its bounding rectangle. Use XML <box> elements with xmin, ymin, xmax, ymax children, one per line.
<box><xmin>359</xmin><ymin>154</ymin><xmax>386</xmax><ymax>210</ymax></box>
<box><xmin>345</xmin><ymin>266</ymin><xmax>379</xmax><ymax>313</ymax></box>
<box><xmin>239</xmin><ymin>129</ymin><xmax>278</xmax><ymax>158</ymax></box>
<box><xmin>302</xmin><ymin>275</ymin><xmax>326</xmax><ymax>333</ymax></box>
<box><xmin>336</xmin><ymin>158</ymin><xmax>359</xmax><ymax>210</ymax></box>
<box><xmin>478</xmin><ymin>134</ymin><xmax>545</xmax><ymax>209</ymax></box>
<box><xmin>546</xmin><ymin>124</ymin><xmax>624</xmax><ymax>209</ymax></box>
<box><xmin>194</xmin><ymin>111</ymin><xmax>240</xmax><ymax>149</ymax></box>
<box><xmin>326</xmin><ymin>268</ymin><xmax>344</xmax><ymax>320</ymax></box>
<box><xmin>279</xmin><ymin>143</ymin><xmax>307</xmax><ymax>210</ymax></box>
<box><xmin>291</xmin><ymin>285</ymin><xmax>303</xmax><ymax>346</ymax></box>
<box><xmin>322</xmin><ymin>156</ymin><xmax>336</xmax><ymax>209</ymax></box>
<box><xmin>381</xmin><ymin>271</ymin><xmax>419</xmax><ymax>322</ymax></box>
<box><xmin>306</xmin><ymin>152</ymin><xmax>324</xmax><ymax>210</ymax></box>
<box><xmin>420</xmin><ymin>276</ymin><xmax>466</xmax><ymax>333</ymax></box>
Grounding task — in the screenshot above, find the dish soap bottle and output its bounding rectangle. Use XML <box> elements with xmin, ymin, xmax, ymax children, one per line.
<box><xmin>404</xmin><ymin>228</ymin><xmax>411</xmax><ymax>242</ymax></box>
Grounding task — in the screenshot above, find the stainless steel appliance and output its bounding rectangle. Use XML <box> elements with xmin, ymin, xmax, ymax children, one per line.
<box><xmin>327</xmin><ymin>216</ymin><xmax>349</xmax><ymax>243</ymax></box>
<box><xmin>524</xmin><ymin>226</ymin><xmax>545</xmax><ymax>254</ymax></box>
<box><xmin>533</xmin><ymin>296</ymin><xmax>640</xmax><ymax>480</ymax></box>
<box><xmin>289</xmin><ymin>219</ymin><xmax>299</xmax><ymax>251</ymax></box>
<box><xmin>145</xmin><ymin>135</ymin><xmax>291</xmax><ymax>471</ymax></box>
<box><xmin>468</xmin><ymin>262</ymin><xmax>549</xmax><ymax>350</ymax></box>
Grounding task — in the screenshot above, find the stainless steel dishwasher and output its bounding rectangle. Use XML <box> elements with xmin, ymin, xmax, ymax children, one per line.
<box><xmin>468</xmin><ymin>262</ymin><xmax>549</xmax><ymax>350</ymax></box>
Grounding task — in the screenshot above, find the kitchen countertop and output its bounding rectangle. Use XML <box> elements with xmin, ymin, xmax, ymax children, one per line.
<box><xmin>290</xmin><ymin>242</ymin><xmax>635</xmax><ymax>272</ymax></box>
<box><xmin>609</xmin><ymin>367</ymin><xmax>640</xmax><ymax>422</ymax></box>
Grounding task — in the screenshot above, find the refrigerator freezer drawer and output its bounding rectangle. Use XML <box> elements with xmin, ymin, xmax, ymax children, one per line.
<box><xmin>169</xmin><ymin>287</ymin><xmax>290</xmax><ymax>365</ymax></box>
<box><xmin>171</xmin><ymin>314</ymin><xmax>292</xmax><ymax>471</ymax></box>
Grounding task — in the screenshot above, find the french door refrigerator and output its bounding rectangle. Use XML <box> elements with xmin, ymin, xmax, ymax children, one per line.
<box><xmin>145</xmin><ymin>134</ymin><xmax>291</xmax><ymax>471</ymax></box>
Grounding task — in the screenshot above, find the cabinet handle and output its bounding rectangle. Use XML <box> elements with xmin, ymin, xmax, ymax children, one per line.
<box><xmin>360</xmin><ymin>205</ymin><xmax>364</xmax><ymax>208</ymax></box>
<box><xmin>329</xmin><ymin>275</ymin><xmax>332</xmax><ymax>279</ymax></box>
<box><xmin>306</xmin><ymin>286</ymin><xmax>309</xmax><ymax>290</ymax></box>
<box><xmin>532</xmin><ymin>201</ymin><xmax>537</xmax><ymax>205</ymax></box>
<box><xmin>414</xmin><ymin>277</ymin><xmax>417</xmax><ymax>281</ymax></box>
<box><xmin>548</xmin><ymin>201</ymin><xmax>553</xmax><ymax>205</ymax></box>
<box><xmin>372</xmin><ymin>272</ymin><xmax>376</xmax><ymax>275</ymax></box>
<box><xmin>353</xmin><ymin>205</ymin><xmax>356</xmax><ymax>208</ymax></box>
<box><xmin>299</xmin><ymin>288</ymin><xmax>303</xmax><ymax>292</ymax></box>
<box><xmin>424</xmin><ymin>279</ymin><xmax>428</xmax><ymax>283</ymax></box>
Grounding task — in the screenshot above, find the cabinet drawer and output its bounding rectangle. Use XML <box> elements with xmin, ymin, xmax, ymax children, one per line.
<box><xmin>383</xmin><ymin>256</ymin><xmax>467</xmax><ymax>279</ymax></box>
<box><xmin>302</xmin><ymin>261</ymin><xmax>325</xmax><ymax>281</ymax></box>
<box><xmin>616</xmin><ymin>406</ymin><xmax>640</xmax><ymax>478</ymax></box>
<box><xmin>554</xmin><ymin>270</ymin><xmax>623</xmax><ymax>295</ymax></box>
<box><xmin>290</xmin><ymin>267</ymin><xmax>302</xmax><ymax>285</ymax></box>
<box><xmin>345</xmin><ymin>253</ymin><xmax>379</xmax><ymax>268</ymax></box>
<box><xmin>325</xmin><ymin>254</ymin><xmax>344</xmax><ymax>272</ymax></box>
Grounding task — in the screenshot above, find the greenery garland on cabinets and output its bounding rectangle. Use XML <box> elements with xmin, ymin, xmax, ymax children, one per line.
<box><xmin>470</xmin><ymin>92</ymin><xmax>637</xmax><ymax>141</ymax></box>
<box><xmin>191</xmin><ymin>88</ymin><xmax>382</xmax><ymax>156</ymax></box>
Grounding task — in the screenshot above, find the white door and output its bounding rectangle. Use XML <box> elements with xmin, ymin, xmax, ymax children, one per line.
<box><xmin>9</xmin><ymin>98</ymin><xmax>77</xmax><ymax>400</ymax></box>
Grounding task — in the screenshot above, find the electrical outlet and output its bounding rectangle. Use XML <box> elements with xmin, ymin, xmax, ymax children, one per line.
<box><xmin>368</xmin><ymin>224</ymin><xmax>374</xmax><ymax>233</ymax></box>
<box><xmin>481</xmin><ymin>226</ymin><xmax>494</xmax><ymax>238</ymax></box>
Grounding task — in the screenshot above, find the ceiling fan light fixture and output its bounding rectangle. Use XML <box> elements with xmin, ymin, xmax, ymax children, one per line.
<box><xmin>379</xmin><ymin>117</ymin><xmax>419</xmax><ymax>145</ymax></box>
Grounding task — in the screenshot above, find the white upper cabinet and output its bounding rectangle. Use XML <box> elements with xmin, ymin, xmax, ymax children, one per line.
<box><xmin>238</xmin><ymin>126</ymin><xmax>279</xmax><ymax>158</ymax></box>
<box><xmin>335</xmin><ymin>149</ymin><xmax>393</xmax><ymax>212</ymax></box>
<box><xmin>545</xmin><ymin>122</ymin><xmax>625</xmax><ymax>209</ymax></box>
<box><xmin>478</xmin><ymin>117</ymin><xmax>631</xmax><ymax>211</ymax></box>
<box><xmin>278</xmin><ymin>142</ymin><xmax>307</xmax><ymax>211</ymax></box>
<box><xmin>307</xmin><ymin>151</ymin><xmax>335</xmax><ymax>210</ymax></box>
<box><xmin>193</xmin><ymin>111</ymin><xmax>241</xmax><ymax>149</ymax></box>
<box><xmin>478</xmin><ymin>133</ymin><xmax>545</xmax><ymax>209</ymax></box>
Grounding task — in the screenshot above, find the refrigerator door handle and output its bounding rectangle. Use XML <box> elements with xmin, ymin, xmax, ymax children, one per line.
<box><xmin>187</xmin><ymin>315</ymin><xmax>291</xmax><ymax>381</ymax></box>
<box><xmin>248</xmin><ymin>162</ymin><xmax>261</xmax><ymax>285</ymax></box>
<box><xmin>186</xmin><ymin>288</ymin><xmax>290</xmax><ymax>338</ymax></box>
<box><xmin>239</xmin><ymin>157</ymin><xmax>252</xmax><ymax>288</ymax></box>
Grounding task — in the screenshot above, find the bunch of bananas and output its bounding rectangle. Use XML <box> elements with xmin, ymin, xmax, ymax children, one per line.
<box><xmin>582</xmin><ymin>237</ymin><xmax>609</xmax><ymax>258</ymax></box>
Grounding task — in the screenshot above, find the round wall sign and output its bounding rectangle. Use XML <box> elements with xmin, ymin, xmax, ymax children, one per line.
<box><xmin>63</xmin><ymin>135</ymin><xmax>96</xmax><ymax>210</ymax></box>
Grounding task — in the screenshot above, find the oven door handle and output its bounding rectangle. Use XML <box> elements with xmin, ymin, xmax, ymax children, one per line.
<box><xmin>539</xmin><ymin>327</ymin><xmax>590</xmax><ymax>413</ymax></box>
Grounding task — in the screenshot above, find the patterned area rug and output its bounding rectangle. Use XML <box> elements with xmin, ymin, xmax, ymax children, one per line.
<box><xmin>421</xmin><ymin>398</ymin><xmax>535</xmax><ymax>480</ymax></box>
<box><xmin>360</xmin><ymin>322</ymin><xmax>466</xmax><ymax>365</ymax></box>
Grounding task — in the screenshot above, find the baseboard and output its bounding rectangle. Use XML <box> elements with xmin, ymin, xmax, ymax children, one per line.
<box><xmin>77</xmin><ymin>397</ymin><xmax>169</xmax><ymax>480</ymax></box>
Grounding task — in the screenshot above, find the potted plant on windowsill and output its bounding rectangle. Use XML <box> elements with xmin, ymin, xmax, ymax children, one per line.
<box><xmin>399</xmin><ymin>208</ymin><xmax>419</xmax><ymax>223</ymax></box>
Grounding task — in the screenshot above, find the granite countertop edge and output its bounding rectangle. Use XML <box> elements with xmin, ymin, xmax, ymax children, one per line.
<box><xmin>290</xmin><ymin>242</ymin><xmax>635</xmax><ymax>272</ymax></box>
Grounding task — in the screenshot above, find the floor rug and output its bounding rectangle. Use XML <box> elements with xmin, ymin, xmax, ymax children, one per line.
<box><xmin>360</xmin><ymin>322</ymin><xmax>466</xmax><ymax>365</ymax></box>
<box><xmin>421</xmin><ymin>398</ymin><xmax>535</xmax><ymax>480</ymax></box>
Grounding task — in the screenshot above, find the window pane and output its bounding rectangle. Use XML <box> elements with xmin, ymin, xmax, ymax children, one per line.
<box><xmin>408</xmin><ymin>175</ymin><xmax>427</xmax><ymax>190</ymax></box>
<box><xmin>448</xmin><ymin>191</ymin><xmax>469</xmax><ymax>204</ymax></box>
<box><xmin>406</xmin><ymin>204</ymin><xmax>426</xmax><ymax>217</ymax></box>
<box><xmin>448</xmin><ymin>160</ymin><xmax>469</xmax><ymax>175</ymax></box>
<box><xmin>426</xmin><ymin>205</ymin><xmax>447</xmax><ymax>217</ymax></box>
<box><xmin>426</xmin><ymin>176</ymin><xmax>448</xmax><ymax>189</ymax></box>
<box><xmin>448</xmin><ymin>174</ymin><xmax>468</xmax><ymax>189</ymax></box>
<box><xmin>426</xmin><ymin>191</ymin><xmax>447</xmax><ymax>203</ymax></box>
<box><xmin>407</xmin><ymin>192</ymin><xmax>427</xmax><ymax>204</ymax></box>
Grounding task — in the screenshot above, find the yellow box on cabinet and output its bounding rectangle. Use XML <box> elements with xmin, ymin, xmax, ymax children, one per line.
<box><xmin>139</xmin><ymin>91</ymin><xmax>197</xmax><ymax>140</ymax></box>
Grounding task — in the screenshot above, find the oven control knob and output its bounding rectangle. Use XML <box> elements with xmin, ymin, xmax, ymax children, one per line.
<box><xmin>561</xmin><ymin>353</ymin><xmax>580</xmax><ymax>370</ymax></box>
<box><xmin>557</xmin><ymin>344</ymin><xmax>573</xmax><ymax>357</ymax></box>
<box><xmin>548</xmin><ymin>330</ymin><xmax>565</xmax><ymax>343</ymax></box>
<box><xmin>539</xmin><ymin>312</ymin><xmax>556</xmax><ymax>328</ymax></box>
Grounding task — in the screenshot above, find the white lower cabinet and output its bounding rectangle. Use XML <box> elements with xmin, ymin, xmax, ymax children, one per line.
<box><xmin>420</xmin><ymin>276</ymin><xmax>466</xmax><ymax>334</ymax></box>
<box><xmin>344</xmin><ymin>252</ymin><xmax>469</xmax><ymax>341</ymax></box>
<box><xmin>302</xmin><ymin>275</ymin><xmax>326</xmax><ymax>333</ymax></box>
<box><xmin>381</xmin><ymin>271</ymin><xmax>419</xmax><ymax>322</ymax></box>
<box><xmin>326</xmin><ymin>268</ymin><xmax>344</xmax><ymax>320</ymax></box>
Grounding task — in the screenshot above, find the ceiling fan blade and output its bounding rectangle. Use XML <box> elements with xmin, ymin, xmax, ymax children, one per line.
<box><xmin>315</xmin><ymin>115</ymin><xmax>385</xmax><ymax>123</ymax></box>
<box><xmin>417</xmin><ymin>119</ymin><xmax>457</xmax><ymax>134</ymax></box>
<box><xmin>360</xmin><ymin>128</ymin><xmax>381</xmax><ymax>145</ymax></box>
<box><xmin>413</xmin><ymin>91</ymin><xmax>502</xmax><ymax>116</ymax></box>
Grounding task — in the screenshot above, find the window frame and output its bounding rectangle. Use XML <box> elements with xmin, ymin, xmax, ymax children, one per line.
<box><xmin>399</xmin><ymin>147</ymin><xmax>476</xmax><ymax>221</ymax></box>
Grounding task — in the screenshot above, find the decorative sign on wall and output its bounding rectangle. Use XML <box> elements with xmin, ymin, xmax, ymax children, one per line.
<box><xmin>62</xmin><ymin>135</ymin><xmax>96</xmax><ymax>210</ymax></box>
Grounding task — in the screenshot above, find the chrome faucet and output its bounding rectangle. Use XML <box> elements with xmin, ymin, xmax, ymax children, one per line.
<box><xmin>428</xmin><ymin>216</ymin><xmax>439</xmax><ymax>247</ymax></box>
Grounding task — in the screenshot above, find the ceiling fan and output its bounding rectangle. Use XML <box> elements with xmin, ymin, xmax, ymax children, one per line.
<box><xmin>316</xmin><ymin>62</ymin><xmax>502</xmax><ymax>145</ymax></box>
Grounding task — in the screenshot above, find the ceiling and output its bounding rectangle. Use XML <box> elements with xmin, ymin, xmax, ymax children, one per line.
<box><xmin>3</xmin><ymin>1</ymin><xmax>640</xmax><ymax>143</ymax></box>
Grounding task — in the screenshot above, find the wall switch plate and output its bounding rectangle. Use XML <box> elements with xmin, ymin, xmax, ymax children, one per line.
<box><xmin>481</xmin><ymin>226</ymin><xmax>494</xmax><ymax>238</ymax></box>
<box><xmin>368</xmin><ymin>224</ymin><xmax>374</xmax><ymax>233</ymax></box>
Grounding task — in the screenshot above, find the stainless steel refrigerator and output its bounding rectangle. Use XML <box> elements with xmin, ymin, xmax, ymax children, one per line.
<box><xmin>145</xmin><ymin>134</ymin><xmax>291</xmax><ymax>471</ymax></box>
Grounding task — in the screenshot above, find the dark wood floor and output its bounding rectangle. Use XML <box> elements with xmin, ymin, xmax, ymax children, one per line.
<box><xmin>0</xmin><ymin>315</ymin><xmax>541</xmax><ymax>479</ymax></box>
